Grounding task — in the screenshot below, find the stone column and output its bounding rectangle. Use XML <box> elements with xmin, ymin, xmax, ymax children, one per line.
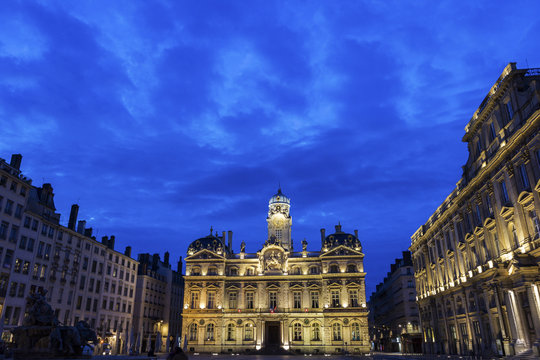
<box><xmin>493</xmin><ymin>285</ymin><xmax>512</xmax><ymax>355</ymax></box>
<box><xmin>481</xmin><ymin>288</ymin><xmax>498</xmax><ymax>354</ymax></box>
<box><xmin>528</xmin><ymin>284</ymin><xmax>540</xmax><ymax>355</ymax></box>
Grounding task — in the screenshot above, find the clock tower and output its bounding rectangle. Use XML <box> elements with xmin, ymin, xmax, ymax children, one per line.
<box><xmin>267</xmin><ymin>188</ymin><xmax>292</xmax><ymax>251</ymax></box>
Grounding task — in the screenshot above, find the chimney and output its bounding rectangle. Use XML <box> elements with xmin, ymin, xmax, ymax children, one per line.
<box><xmin>222</xmin><ymin>231</ymin><xmax>226</xmax><ymax>245</ymax></box>
<box><xmin>101</xmin><ymin>236</ymin><xmax>109</xmax><ymax>245</ymax></box>
<box><xmin>152</xmin><ymin>253</ymin><xmax>160</xmax><ymax>269</ymax></box>
<box><xmin>77</xmin><ymin>220</ymin><xmax>86</xmax><ymax>234</ymax></box>
<box><xmin>164</xmin><ymin>252</ymin><xmax>170</xmax><ymax>266</ymax></box>
<box><xmin>335</xmin><ymin>223</ymin><xmax>342</xmax><ymax>232</ymax></box>
<box><xmin>68</xmin><ymin>204</ymin><xmax>79</xmax><ymax>230</ymax></box>
<box><xmin>84</xmin><ymin>227</ymin><xmax>93</xmax><ymax>237</ymax></box>
<box><xmin>177</xmin><ymin>256</ymin><xmax>183</xmax><ymax>273</ymax></box>
<box><xmin>228</xmin><ymin>231</ymin><xmax>233</xmax><ymax>251</ymax></box>
<box><xmin>10</xmin><ymin>154</ymin><xmax>22</xmax><ymax>170</ymax></box>
<box><xmin>109</xmin><ymin>235</ymin><xmax>115</xmax><ymax>250</ymax></box>
<box><xmin>124</xmin><ymin>246</ymin><xmax>132</xmax><ymax>258</ymax></box>
<box><xmin>354</xmin><ymin>229</ymin><xmax>359</xmax><ymax>239</ymax></box>
<box><xmin>320</xmin><ymin>228</ymin><xmax>325</xmax><ymax>244</ymax></box>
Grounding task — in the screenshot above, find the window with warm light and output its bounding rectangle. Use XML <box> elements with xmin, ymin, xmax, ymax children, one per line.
<box><xmin>228</xmin><ymin>292</ymin><xmax>237</xmax><ymax>309</ymax></box>
<box><xmin>206</xmin><ymin>323</ymin><xmax>214</xmax><ymax>341</ymax></box>
<box><xmin>332</xmin><ymin>323</ymin><xmax>342</xmax><ymax>341</ymax></box>
<box><xmin>190</xmin><ymin>292</ymin><xmax>199</xmax><ymax>309</ymax></box>
<box><xmin>293</xmin><ymin>323</ymin><xmax>302</xmax><ymax>341</ymax></box>
<box><xmin>311</xmin><ymin>323</ymin><xmax>321</xmax><ymax>341</ymax></box>
<box><xmin>189</xmin><ymin>323</ymin><xmax>197</xmax><ymax>341</ymax></box>
<box><xmin>207</xmin><ymin>291</ymin><xmax>215</xmax><ymax>309</ymax></box>
<box><xmin>293</xmin><ymin>291</ymin><xmax>301</xmax><ymax>309</ymax></box>
<box><xmin>244</xmin><ymin>323</ymin><xmax>254</xmax><ymax>341</ymax></box>
<box><xmin>348</xmin><ymin>289</ymin><xmax>358</xmax><ymax>307</ymax></box>
<box><xmin>351</xmin><ymin>322</ymin><xmax>360</xmax><ymax>341</ymax></box>
<box><xmin>246</xmin><ymin>291</ymin><xmax>254</xmax><ymax>309</ymax></box>
<box><xmin>310</xmin><ymin>291</ymin><xmax>319</xmax><ymax>308</ymax></box>
<box><xmin>227</xmin><ymin>323</ymin><xmax>235</xmax><ymax>341</ymax></box>
<box><xmin>269</xmin><ymin>291</ymin><xmax>277</xmax><ymax>309</ymax></box>
<box><xmin>331</xmin><ymin>290</ymin><xmax>340</xmax><ymax>307</ymax></box>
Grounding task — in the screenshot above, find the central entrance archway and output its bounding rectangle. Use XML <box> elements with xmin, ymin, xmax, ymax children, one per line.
<box><xmin>264</xmin><ymin>321</ymin><xmax>281</xmax><ymax>348</ymax></box>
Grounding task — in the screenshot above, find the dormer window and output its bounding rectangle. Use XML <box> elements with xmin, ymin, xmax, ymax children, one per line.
<box><xmin>275</xmin><ymin>229</ymin><xmax>282</xmax><ymax>239</ymax></box>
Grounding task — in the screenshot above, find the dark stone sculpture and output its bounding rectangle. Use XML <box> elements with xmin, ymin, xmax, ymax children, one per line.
<box><xmin>10</xmin><ymin>291</ymin><xmax>98</xmax><ymax>358</ymax></box>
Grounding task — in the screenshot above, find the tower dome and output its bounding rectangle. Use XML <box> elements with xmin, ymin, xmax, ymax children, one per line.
<box><xmin>269</xmin><ymin>187</ymin><xmax>290</xmax><ymax>205</ymax></box>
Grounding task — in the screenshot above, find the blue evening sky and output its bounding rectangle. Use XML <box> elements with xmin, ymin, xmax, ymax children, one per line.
<box><xmin>1</xmin><ymin>1</ymin><xmax>539</xmax><ymax>295</ymax></box>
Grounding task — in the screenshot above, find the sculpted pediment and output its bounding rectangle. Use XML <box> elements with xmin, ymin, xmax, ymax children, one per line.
<box><xmin>186</xmin><ymin>249</ymin><xmax>225</xmax><ymax>260</ymax></box>
<box><xmin>517</xmin><ymin>191</ymin><xmax>534</xmax><ymax>209</ymax></box>
<box><xmin>321</xmin><ymin>245</ymin><xmax>363</xmax><ymax>257</ymax></box>
<box><xmin>307</xmin><ymin>282</ymin><xmax>322</xmax><ymax>289</ymax></box>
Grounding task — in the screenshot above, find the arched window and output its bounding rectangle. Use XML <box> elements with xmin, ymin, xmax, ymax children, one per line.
<box><xmin>244</xmin><ymin>323</ymin><xmax>254</xmax><ymax>341</ymax></box>
<box><xmin>351</xmin><ymin>322</ymin><xmax>360</xmax><ymax>341</ymax></box>
<box><xmin>293</xmin><ymin>323</ymin><xmax>303</xmax><ymax>341</ymax></box>
<box><xmin>311</xmin><ymin>323</ymin><xmax>321</xmax><ymax>341</ymax></box>
<box><xmin>329</xmin><ymin>264</ymin><xmax>339</xmax><ymax>273</ymax></box>
<box><xmin>189</xmin><ymin>323</ymin><xmax>198</xmax><ymax>341</ymax></box>
<box><xmin>347</xmin><ymin>264</ymin><xmax>357</xmax><ymax>273</ymax></box>
<box><xmin>309</xmin><ymin>266</ymin><xmax>319</xmax><ymax>274</ymax></box>
<box><xmin>229</xmin><ymin>267</ymin><xmax>238</xmax><ymax>276</ymax></box>
<box><xmin>191</xmin><ymin>267</ymin><xmax>201</xmax><ymax>276</ymax></box>
<box><xmin>206</xmin><ymin>323</ymin><xmax>214</xmax><ymax>341</ymax></box>
<box><xmin>208</xmin><ymin>267</ymin><xmax>217</xmax><ymax>275</ymax></box>
<box><xmin>292</xmin><ymin>267</ymin><xmax>301</xmax><ymax>275</ymax></box>
<box><xmin>246</xmin><ymin>267</ymin><xmax>254</xmax><ymax>276</ymax></box>
<box><xmin>332</xmin><ymin>323</ymin><xmax>342</xmax><ymax>341</ymax></box>
<box><xmin>227</xmin><ymin>323</ymin><xmax>235</xmax><ymax>341</ymax></box>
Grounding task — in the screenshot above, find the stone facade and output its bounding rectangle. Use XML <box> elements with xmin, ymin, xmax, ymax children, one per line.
<box><xmin>0</xmin><ymin>154</ymin><xmax>138</xmax><ymax>355</ymax></box>
<box><xmin>133</xmin><ymin>252</ymin><xmax>184</xmax><ymax>354</ymax></box>
<box><xmin>368</xmin><ymin>251</ymin><xmax>421</xmax><ymax>353</ymax></box>
<box><xmin>410</xmin><ymin>63</ymin><xmax>540</xmax><ymax>357</ymax></box>
<box><xmin>181</xmin><ymin>189</ymin><xmax>369</xmax><ymax>354</ymax></box>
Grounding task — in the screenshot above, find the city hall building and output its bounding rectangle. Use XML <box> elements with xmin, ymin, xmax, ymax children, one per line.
<box><xmin>410</xmin><ymin>63</ymin><xmax>540</xmax><ymax>357</ymax></box>
<box><xmin>181</xmin><ymin>189</ymin><xmax>369</xmax><ymax>354</ymax></box>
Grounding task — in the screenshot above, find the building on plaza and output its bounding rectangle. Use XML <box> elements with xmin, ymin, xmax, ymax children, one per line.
<box><xmin>0</xmin><ymin>154</ymin><xmax>138</xmax><ymax>354</ymax></box>
<box><xmin>410</xmin><ymin>63</ymin><xmax>540</xmax><ymax>357</ymax></box>
<box><xmin>181</xmin><ymin>188</ymin><xmax>369</xmax><ymax>354</ymax></box>
<box><xmin>368</xmin><ymin>251</ymin><xmax>421</xmax><ymax>353</ymax></box>
<box><xmin>133</xmin><ymin>252</ymin><xmax>184</xmax><ymax>354</ymax></box>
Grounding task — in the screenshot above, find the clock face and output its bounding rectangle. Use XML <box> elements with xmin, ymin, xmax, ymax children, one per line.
<box><xmin>272</xmin><ymin>217</ymin><xmax>285</xmax><ymax>227</ymax></box>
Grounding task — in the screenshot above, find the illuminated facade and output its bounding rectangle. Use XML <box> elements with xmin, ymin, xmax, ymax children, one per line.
<box><xmin>410</xmin><ymin>63</ymin><xmax>540</xmax><ymax>357</ymax></box>
<box><xmin>181</xmin><ymin>189</ymin><xmax>369</xmax><ymax>354</ymax></box>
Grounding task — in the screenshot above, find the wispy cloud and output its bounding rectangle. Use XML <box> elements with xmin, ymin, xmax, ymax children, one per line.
<box><xmin>1</xmin><ymin>0</ymin><xmax>539</xmax><ymax>293</ymax></box>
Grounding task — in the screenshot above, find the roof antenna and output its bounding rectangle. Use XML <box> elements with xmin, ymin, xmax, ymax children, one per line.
<box><xmin>210</xmin><ymin>226</ymin><xmax>213</xmax><ymax>235</ymax></box>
